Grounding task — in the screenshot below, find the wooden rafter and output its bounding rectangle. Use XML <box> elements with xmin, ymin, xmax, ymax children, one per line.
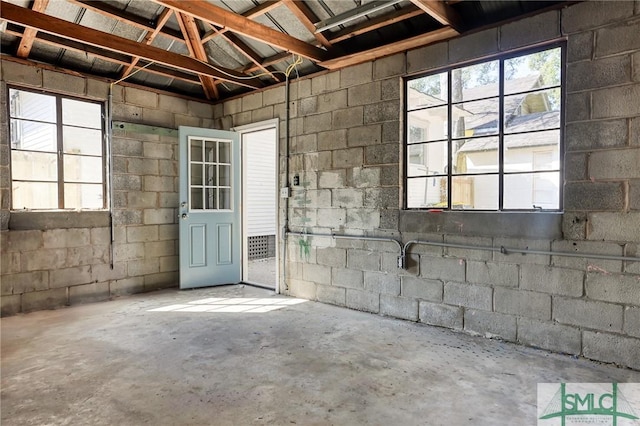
<box><xmin>151</xmin><ymin>0</ymin><xmax>330</xmax><ymax>63</ymax></box>
<box><xmin>16</xmin><ymin>0</ymin><xmax>49</xmax><ymax>58</ymax></box>
<box><xmin>408</xmin><ymin>0</ymin><xmax>463</xmax><ymax>31</ymax></box>
<box><xmin>176</xmin><ymin>12</ymin><xmax>219</xmax><ymax>99</ymax></box>
<box><xmin>282</xmin><ymin>0</ymin><xmax>332</xmax><ymax>50</ymax></box>
<box><xmin>328</xmin><ymin>5</ymin><xmax>424</xmax><ymax>44</ymax></box>
<box><xmin>0</xmin><ymin>1</ymin><xmax>264</xmax><ymax>89</ymax></box>
<box><xmin>121</xmin><ymin>7</ymin><xmax>173</xmax><ymax>79</ymax></box>
<box><xmin>201</xmin><ymin>0</ymin><xmax>283</xmax><ymax>43</ymax></box>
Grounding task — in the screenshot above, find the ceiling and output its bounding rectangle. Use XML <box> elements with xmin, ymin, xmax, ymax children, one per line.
<box><xmin>0</xmin><ymin>0</ymin><xmax>569</xmax><ymax>102</ymax></box>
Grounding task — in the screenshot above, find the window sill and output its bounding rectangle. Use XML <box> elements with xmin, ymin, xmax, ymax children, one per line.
<box><xmin>8</xmin><ymin>210</ymin><xmax>110</xmax><ymax>230</ymax></box>
<box><xmin>399</xmin><ymin>210</ymin><xmax>562</xmax><ymax>239</ymax></box>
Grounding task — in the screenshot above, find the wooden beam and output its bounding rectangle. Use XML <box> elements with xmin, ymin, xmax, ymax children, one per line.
<box><xmin>201</xmin><ymin>0</ymin><xmax>282</xmax><ymax>43</ymax></box>
<box><xmin>121</xmin><ymin>7</ymin><xmax>173</xmax><ymax>79</ymax></box>
<box><xmin>15</xmin><ymin>0</ymin><xmax>49</xmax><ymax>58</ymax></box>
<box><xmin>151</xmin><ymin>0</ymin><xmax>330</xmax><ymax>63</ymax></box>
<box><xmin>408</xmin><ymin>0</ymin><xmax>464</xmax><ymax>31</ymax></box>
<box><xmin>0</xmin><ymin>1</ymin><xmax>264</xmax><ymax>89</ymax></box>
<box><xmin>282</xmin><ymin>0</ymin><xmax>332</xmax><ymax>49</ymax></box>
<box><xmin>176</xmin><ymin>12</ymin><xmax>219</xmax><ymax>99</ymax></box>
<box><xmin>321</xmin><ymin>26</ymin><xmax>458</xmax><ymax>69</ymax></box>
<box><xmin>328</xmin><ymin>5</ymin><xmax>423</xmax><ymax>44</ymax></box>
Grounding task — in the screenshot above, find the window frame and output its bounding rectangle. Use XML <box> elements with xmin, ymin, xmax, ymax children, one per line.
<box><xmin>7</xmin><ymin>85</ymin><xmax>107</xmax><ymax>211</ymax></box>
<box><xmin>403</xmin><ymin>42</ymin><xmax>566</xmax><ymax>212</ymax></box>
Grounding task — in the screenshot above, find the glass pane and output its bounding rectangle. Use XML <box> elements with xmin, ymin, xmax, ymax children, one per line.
<box><xmin>504</xmin><ymin>88</ymin><xmax>561</xmax><ymax>132</ymax></box>
<box><xmin>11</xmin><ymin>151</ymin><xmax>57</xmax><ymax>181</ymax></box>
<box><xmin>219</xmin><ymin>188</ymin><xmax>231</xmax><ymax>210</ymax></box>
<box><xmin>406</xmin><ymin>176</ymin><xmax>447</xmax><ymax>208</ymax></box>
<box><xmin>64</xmin><ymin>183</ymin><xmax>103</xmax><ymax>209</ymax></box>
<box><xmin>452</xmin><ymin>175</ymin><xmax>498</xmax><ymax>210</ymax></box>
<box><xmin>64</xmin><ymin>155</ymin><xmax>103</xmax><ymax>183</ymax></box>
<box><xmin>12</xmin><ymin>181</ymin><xmax>58</xmax><ymax>209</ymax></box>
<box><xmin>407</xmin><ymin>107</ymin><xmax>447</xmax><ymax>143</ymax></box>
<box><xmin>206</xmin><ymin>188</ymin><xmax>217</xmax><ymax>209</ymax></box>
<box><xmin>504</xmin><ymin>172</ymin><xmax>560</xmax><ymax>210</ymax></box>
<box><xmin>504</xmin><ymin>130</ymin><xmax>560</xmax><ymax>172</ymax></box>
<box><xmin>452</xmin><ymin>137</ymin><xmax>499</xmax><ymax>174</ymax></box>
<box><xmin>9</xmin><ymin>89</ymin><xmax>56</xmax><ymax>122</ymax></box>
<box><xmin>505</xmin><ymin>47</ymin><xmax>561</xmax><ymax>95</ymax></box>
<box><xmin>63</xmin><ymin>126</ymin><xmax>102</xmax><ymax>155</ymax></box>
<box><xmin>406</xmin><ymin>141</ymin><xmax>447</xmax><ymax>177</ymax></box>
<box><xmin>407</xmin><ymin>73</ymin><xmax>448</xmax><ymax>109</ymax></box>
<box><xmin>191</xmin><ymin>164</ymin><xmax>203</xmax><ymax>185</ymax></box>
<box><xmin>219</xmin><ymin>165</ymin><xmax>231</xmax><ymax>186</ymax></box>
<box><xmin>452</xmin><ymin>98</ymin><xmax>499</xmax><ymax>139</ymax></box>
<box><xmin>452</xmin><ymin>60</ymin><xmax>499</xmax><ymax>102</ymax></box>
<box><xmin>219</xmin><ymin>141</ymin><xmax>231</xmax><ymax>163</ymax></box>
<box><xmin>62</xmin><ymin>99</ymin><xmax>102</xmax><ymax>129</ymax></box>
<box><xmin>10</xmin><ymin>119</ymin><xmax>57</xmax><ymax>151</ymax></box>
<box><xmin>205</xmin><ymin>164</ymin><xmax>216</xmax><ymax>186</ymax></box>
<box><xmin>191</xmin><ymin>187</ymin><xmax>203</xmax><ymax>210</ymax></box>
<box><xmin>190</xmin><ymin>139</ymin><xmax>203</xmax><ymax>162</ymax></box>
<box><xmin>205</xmin><ymin>140</ymin><xmax>217</xmax><ymax>163</ymax></box>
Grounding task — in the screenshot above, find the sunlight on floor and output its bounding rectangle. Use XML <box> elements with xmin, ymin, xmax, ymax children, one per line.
<box><xmin>147</xmin><ymin>297</ymin><xmax>307</xmax><ymax>313</ymax></box>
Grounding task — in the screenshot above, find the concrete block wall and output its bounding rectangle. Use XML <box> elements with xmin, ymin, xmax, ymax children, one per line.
<box><xmin>214</xmin><ymin>2</ymin><xmax>640</xmax><ymax>369</ymax></box>
<box><xmin>1</xmin><ymin>61</ymin><xmax>215</xmax><ymax>315</ymax></box>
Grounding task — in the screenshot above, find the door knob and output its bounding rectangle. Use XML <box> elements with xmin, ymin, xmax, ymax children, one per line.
<box><xmin>181</xmin><ymin>213</ymin><xmax>188</xmax><ymax>220</ymax></box>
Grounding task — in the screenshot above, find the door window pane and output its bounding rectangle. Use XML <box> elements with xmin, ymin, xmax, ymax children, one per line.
<box><xmin>191</xmin><ymin>139</ymin><xmax>203</xmax><ymax>161</ymax></box>
<box><xmin>191</xmin><ymin>164</ymin><xmax>203</xmax><ymax>185</ymax></box>
<box><xmin>206</xmin><ymin>188</ymin><xmax>217</xmax><ymax>209</ymax></box>
<box><xmin>219</xmin><ymin>188</ymin><xmax>231</xmax><ymax>210</ymax></box>
<box><xmin>191</xmin><ymin>187</ymin><xmax>203</xmax><ymax>210</ymax></box>
<box><xmin>205</xmin><ymin>140</ymin><xmax>217</xmax><ymax>163</ymax></box>
<box><xmin>219</xmin><ymin>141</ymin><xmax>231</xmax><ymax>163</ymax></box>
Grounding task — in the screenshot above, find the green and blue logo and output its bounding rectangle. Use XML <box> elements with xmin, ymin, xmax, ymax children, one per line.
<box><xmin>538</xmin><ymin>383</ymin><xmax>639</xmax><ymax>425</ymax></box>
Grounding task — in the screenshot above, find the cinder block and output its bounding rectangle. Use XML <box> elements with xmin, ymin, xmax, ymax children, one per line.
<box><xmin>333</xmin><ymin>107</ymin><xmax>364</xmax><ymax>130</ymax></box>
<box><xmin>1</xmin><ymin>294</ymin><xmax>21</xmax><ymax>317</ymax></box>
<box><xmin>143</xmin><ymin>142</ymin><xmax>174</xmax><ymax>159</ymax></box>
<box><xmin>553</xmin><ymin>296</ymin><xmax>623</xmax><ymax>331</ymax></box>
<box><xmin>287</xmin><ymin>279</ymin><xmax>317</xmax><ymax>300</ymax></box>
<box><xmin>364</xmin><ymin>143</ymin><xmax>399</xmax><ymax>165</ymax></box>
<box><xmin>318</xmin><ymin>129</ymin><xmax>347</xmax><ymax>151</ymax></box>
<box><xmin>144</xmin><ymin>272</ymin><xmax>178</xmax><ymax>291</ymax></box>
<box><xmin>407</xmin><ymin>42</ymin><xmax>448</xmax><ymax>74</ymax></box>
<box><xmin>567</xmin><ymin>31</ymin><xmax>594</xmax><ymax>63</ymax></box>
<box><xmin>302</xmin><ymin>263</ymin><xmax>332</xmax><ymax>285</ymax></box>
<box><xmin>21</xmin><ymin>248</ymin><xmax>66</xmax><ymax>272</ymax></box>
<box><xmin>127</xmin><ymin>158</ymin><xmax>159</xmax><ymax>175</ymax></box>
<box><xmin>144</xmin><ymin>240</ymin><xmax>175</xmax><ymax>258</ymax></box>
<box><xmin>299</xmin><ymin>97</ymin><xmax>317</xmax><ymax>115</ymax></box>
<box><xmin>449</xmin><ymin>28</ymin><xmax>498</xmax><ymax>63</ymax></box>
<box><xmin>381</xmin><ymin>252</ymin><xmax>419</xmax><ymax>276</ymax></box>
<box><xmin>112</xmin><ymin>103</ymin><xmax>142</xmax><ymax>122</ymax></box>
<box><xmin>127</xmin><ymin>258</ymin><xmax>160</xmax><ymax>277</ymax></box>
<box><xmin>364</xmin><ymin>187</ymin><xmax>398</xmax><ymax>209</ymax></box>
<box><xmin>127</xmin><ymin>225</ymin><xmax>159</xmax><ymax>243</ymax></box>
<box><xmin>364</xmin><ymin>102</ymin><xmax>399</xmax><ymax>124</ymax></box>
<box><xmin>551</xmin><ymin>240</ymin><xmax>622</xmax><ymax>272</ymax></box>
<box><xmin>631</xmin><ymin>180</ymin><xmax>640</xmax><ymax>211</ymax></box>
<box><xmin>582</xmin><ymin>331</ymin><xmax>640</xmax><ymax>370</ymax></box>
<box><xmin>112</xmin><ymin>138</ymin><xmax>142</xmax><ymax>156</ymax></box>
<box><xmin>144</xmin><ymin>176</ymin><xmax>175</xmax><ymax>192</ymax></box>
<box><xmin>143</xmin><ymin>109</ymin><xmax>174</xmax><ymax>128</ymax></box>
<box><xmin>43</xmin><ymin>70</ymin><xmax>85</xmax><ymax>95</ymax></box>
<box><xmin>364</xmin><ymin>271</ymin><xmax>400</xmax><ymax>295</ymax></box>
<box><xmin>65</xmin><ymin>245</ymin><xmax>95</xmax><ymax>266</ymax></box>
<box><xmin>1</xmin><ymin>60</ymin><xmax>42</xmax><ymax>86</ymax></box>
<box><xmin>112</xmin><ymin>210</ymin><xmax>142</xmax><ymax>226</ymax></box>
<box><xmin>565</xmin><ymin>92</ymin><xmax>590</xmax><ymax>123</ymax></box>
<box><xmin>293</xmin><ymin>134</ymin><xmax>317</xmax><ymax>154</ymax></box>
<box><xmin>91</xmin><ymin>262</ymin><xmax>127</xmax><ymax>282</ymax></box>
<box><xmin>624</xmin><ymin>306</ymin><xmax>640</xmax><ymax>337</ymax></box>
<box><xmin>565</xmin><ymin>119</ymin><xmax>628</xmax><ymax>151</ymax></box>
<box><xmin>252</xmin><ymin>106</ymin><xmax>274</xmax><ymax>123</ymax></box>
<box><xmin>331</xmin><ymin>267</ymin><xmax>363</xmax><ymax>289</ymax></box>
<box><xmin>1</xmin><ymin>251</ymin><xmax>20</xmax><ymax>275</ymax></box>
<box><xmin>110</xmin><ymin>277</ymin><xmax>144</xmax><ymax>296</ymax></box>
<box><xmin>346</xmin><ymin>288</ymin><xmax>379</xmax><ymax>313</ymax></box>
<box><xmin>564</xmin><ymin>152</ymin><xmax>587</xmax><ymax>181</ymax></box>
<box><xmin>49</xmin><ymin>265</ymin><xmax>92</xmax><ymax>289</ymax></box>
<box><xmin>316</xmin><ymin>208</ymin><xmax>345</xmax><ymax>227</ymax></box>
<box><xmin>401</xmin><ymin>276</ymin><xmax>442</xmax><ymax>302</ymax></box>
<box><xmin>125</xmin><ymin>87</ymin><xmax>158</xmax><ymax>108</ymax></box>
<box><xmin>588</xmin><ymin>212</ymin><xmax>640</xmax><ymax>242</ymax></box>
<box><xmin>188</xmin><ymin>100</ymin><xmax>214</xmax><ymax>119</ymax></box>
<box><xmin>4</xmin><ymin>271</ymin><xmax>48</xmax><ymax>294</ymax></box>
<box><xmin>493</xmin><ymin>237</ymin><xmax>551</xmax><ymax>265</ymax></box>
<box><xmin>562</xmin><ymin>1</ymin><xmax>634</xmax><ymax>34</ymax></box>
<box><xmin>500</xmin><ymin>11</ymin><xmax>560</xmax><ymax>50</ymax></box>
<box><xmin>91</xmin><ymin>228</ymin><xmax>111</xmax><ymax>246</ymax></box>
<box><xmin>444</xmin><ymin>281</ymin><xmax>492</xmax><ymax>311</ymax></box>
<box><xmin>520</xmin><ymin>264</ymin><xmax>584</xmax><ymax>297</ymax></box>
<box><xmin>143</xmin><ymin>208</ymin><xmax>175</xmax><ymax>225</ymax></box>
<box><xmin>159</xmin><ymin>94</ymin><xmax>187</xmax><ymax>114</ymax></box>
<box><xmin>316</xmin><ymin>247</ymin><xmax>346</xmax><ymax>267</ymax></box>
<box><xmin>348</xmin><ymin>249</ymin><xmax>380</xmax><ymax>272</ymax></box>
<box><xmin>380</xmin><ymin>210</ymin><xmax>399</xmax><ymax>231</ymax></box>
<box><xmin>43</xmin><ymin>228</ymin><xmax>90</xmax><ymax>249</ymax></box>
<box><xmin>346</xmin><ymin>208</ymin><xmax>380</xmax><ymax>229</ymax></box>
<box><xmin>333</xmin><ymin>147</ymin><xmax>364</xmax><ymax>169</ymax></box>
<box><xmin>22</xmin><ymin>288</ymin><xmax>68</xmax><ymax>313</ymax></box>
<box><xmin>467</xmin><ymin>260</ymin><xmax>518</xmax><ymax>288</ymax></box>
<box><xmin>113</xmin><ymin>242</ymin><xmax>145</xmax><ymax>261</ymax></box>
<box><xmin>348</xmin><ymin>82</ymin><xmax>381</xmax><ymax>106</ymax></box>
<box><xmin>517</xmin><ymin>318</ymin><xmax>581</xmax><ymax>355</ymax></box>
<box><xmin>374</xmin><ymin>53</ymin><xmax>405</xmax><ymax>79</ymax></box>
<box><xmin>317</xmin><ymin>90</ymin><xmax>347</xmax><ymax>113</ymax></box>
<box><xmin>562</xmin><ymin>212</ymin><xmax>587</xmax><ymax>240</ymax></box>
<box><xmin>588</xmin><ymin>148</ymin><xmax>640</xmax><ymax>180</ymax></box>
<box><xmin>634</xmin><ymin>52</ymin><xmax>640</xmax><ymax>82</ymax></box>
<box><xmin>592</xmin><ymin>84</ymin><xmax>640</xmax><ymax>119</ymax></box>
<box><xmin>160</xmin><ymin>256</ymin><xmax>178</xmax><ymax>272</ymax></box>
<box><xmin>4</xmin><ymin>230</ymin><xmax>42</xmax><ymax>252</ymax></box>
<box><xmin>595</xmin><ymin>19</ymin><xmax>640</xmax><ymax>58</ymax></box>
<box><xmin>159</xmin><ymin>224</ymin><xmax>178</xmax><ymax>240</ymax></box>
<box><xmin>263</xmin><ymin>86</ymin><xmax>285</xmax><ymax>105</ymax></box>
<box><xmin>159</xmin><ymin>191</ymin><xmax>177</xmax><ymax>207</ymax></box>
<box><xmin>421</xmin><ymin>256</ymin><xmax>465</xmax><ymax>282</ymax></box>
<box><xmin>464</xmin><ymin>309</ymin><xmax>516</xmax><ymax>341</ymax></box>
<box><xmin>113</xmin><ymin>174</ymin><xmax>141</xmax><ymax>191</ymax></box>
<box><xmin>69</xmin><ymin>282</ymin><xmax>110</xmax><ymax>305</ymax></box>
<box><xmin>303</xmin><ymin>112</ymin><xmax>332</xmax><ymax>134</ymax></box>
<box><xmin>444</xmin><ymin>235</ymin><xmax>492</xmax><ymax>261</ymax></box>
<box><xmin>340</xmin><ymin>62</ymin><xmax>372</xmax><ymax>88</ymax></box>
<box><xmin>380</xmin><ymin>293</ymin><xmax>418</xmax><ymax>321</ymax></box>
<box><xmin>316</xmin><ymin>284</ymin><xmax>346</xmax><ymax>306</ymax></box>
<box><xmin>382</xmin><ymin>120</ymin><xmax>400</xmax><ymax>143</ymax></box>
<box><xmin>381</xmin><ymin>78</ymin><xmax>400</xmax><ymax>101</ymax></box>
<box><xmin>494</xmin><ymin>287</ymin><xmax>551</xmax><ymax>320</ymax></box>
<box><xmin>350</xmin><ymin>167</ymin><xmax>381</xmax><ymax>188</ymax></box>
<box><xmin>223</xmin><ymin>98</ymin><xmax>241</xmax><ymax>116</ymax></box>
<box><xmin>159</xmin><ymin>160</ymin><xmax>178</xmax><ymax>177</ymax></box>
<box><xmin>332</xmin><ymin>188</ymin><xmax>364</xmax><ymax>208</ymax></box>
<box><xmin>586</xmin><ymin>272</ymin><xmax>640</xmax><ymax>305</ymax></box>
<box><xmin>569</xmin><ymin>55</ymin><xmax>631</xmax><ymax>93</ymax></box>
<box><xmin>419</xmin><ymin>300</ymin><xmax>462</xmax><ymax>329</ymax></box>
<box><xmin>242</xmin><ymin>92</ymin><xmax>263</xmax><ymax>111</ymax></box>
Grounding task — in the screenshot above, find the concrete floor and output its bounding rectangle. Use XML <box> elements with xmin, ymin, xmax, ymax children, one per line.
<box><xmin>2</xmin><ymin>285</ymin><xmax>639</xmax><ymax>426</ymax></box>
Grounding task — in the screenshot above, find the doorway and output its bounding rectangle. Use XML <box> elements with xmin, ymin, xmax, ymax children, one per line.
<box><xmin>234</xmin><ymin>120</ymin><xmax>279</xmax><ymax>291</ymax></box>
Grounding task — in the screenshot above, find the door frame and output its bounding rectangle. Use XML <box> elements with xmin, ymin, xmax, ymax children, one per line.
<box><xmin>232</xmin><ymin>119</ymin><xmax>280</xmax><ymax>294</ymax></box>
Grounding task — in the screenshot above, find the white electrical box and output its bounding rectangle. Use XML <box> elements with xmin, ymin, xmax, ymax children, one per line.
<box><xmin>280</xmin><ymin>187</ymin><xmax>290</xmax><ymax>198</ymax></box>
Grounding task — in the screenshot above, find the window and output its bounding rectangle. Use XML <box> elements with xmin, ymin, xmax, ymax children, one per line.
<box><xmin>189</xmin><ymin>137</ymin><xmax>233</xmax><ymax>210</ymax></box>
<box><xmin>404</xmin><ymin>44</ymin><xmax>564</xmax><ymax>210</ymax></box>
<box><xmin>9</xmin><ymin>88</ymin><xmax>106</xmax><ymax>210</ymax></box>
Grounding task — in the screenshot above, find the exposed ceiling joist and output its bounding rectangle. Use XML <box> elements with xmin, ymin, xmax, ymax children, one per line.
<box><xmin>150</xmin><ymin>0</ymin><xmax>331</xmax><ymax>63</ymax></box>
<box><xmin>0</xmin><ymin>1</ymin><xmax>264</xmax><ymax>89</ymax></box>
<box><xmin>409</xmin><ymin>0</ymin><xmax>464</xmax><ymax>31</ymax></box>
<box><xmin>15</xmin><ymin>0</ymin><xmax>49</xmax><ymax>58</ymax></box>
<box><xmin>177</xmin><ymin>12</ymin><xmax>219</xmax><ymax>99</ymax></box>
<box><xmin>200</xmin><ymin>0</ymin><xmax>282</xmax><ymax>43</ymax></box>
